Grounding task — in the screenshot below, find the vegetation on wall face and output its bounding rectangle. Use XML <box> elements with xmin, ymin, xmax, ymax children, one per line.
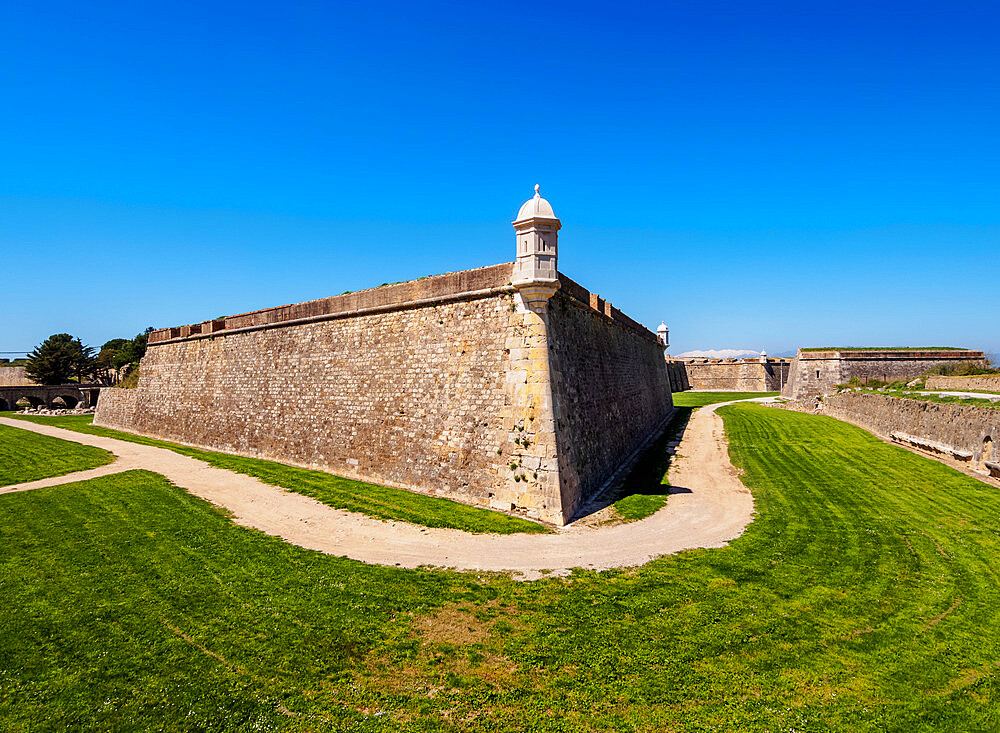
<box><xmin>924</xmin><ymin>359</ymin><xmax>1000</xmax><ymax>377</ymax></box>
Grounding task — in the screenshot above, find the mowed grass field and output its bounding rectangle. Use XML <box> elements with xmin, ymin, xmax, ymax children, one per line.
<box><xmin>0</xmin><ymin>422</ymin><xmax>113</xmax><ymax>487</ymax></box>
<box><xmin>2</xmin><ymin>404</ymin><xmax>1000</xmax><ymax>729</ymax></box>
<box><xmin>673</xmin><ymin>391</ymin><xmax>779</xmax><ymax>407</ymax></box>
<box><xmin>3</xmin><ymin>413</ymin><xmax>548</xmax><ymax>535</ymax></box>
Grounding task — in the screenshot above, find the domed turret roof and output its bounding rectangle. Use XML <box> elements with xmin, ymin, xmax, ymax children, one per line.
<box><xmin>515</xmin><ymin>184</ymin><xmax>558</xmax><ymax>222</ymax></box>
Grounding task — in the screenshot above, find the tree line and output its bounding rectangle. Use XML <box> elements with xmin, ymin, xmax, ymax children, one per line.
<box><xmin>25</xmin><ymin>329</ymin><xmax>153</xmax><ymax>385</ymax></box>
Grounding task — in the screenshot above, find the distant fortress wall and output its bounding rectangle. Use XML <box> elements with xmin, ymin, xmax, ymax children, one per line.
<box><xmin>782</xmin><ymin>349</ymin><xmax>986</xmax><ymax>401</ymax></box>
<box><xmin>96</xmin><ymin>264</ymin><xmax>673</xmax><ymax>525</ymax></box>
<box><xmin>0</xmin><ymin>366</ymin><xmax>33</xmax><ymax>387</ymax></box>
<box><xmin>666</xmin><ymin>357</ymin><xmax>790</xmax><ymax>392</ymax></box>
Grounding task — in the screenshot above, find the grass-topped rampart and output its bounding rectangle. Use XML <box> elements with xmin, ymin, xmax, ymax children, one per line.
<box><xmin>800</xmin><ymin>346</ymin><xmax>968</xmax><ymax>352</ymax></box>
<box><xmin>842</xmin><ymin>388</ymin><xmax>1000</xmax><ymax>410</ymax></box>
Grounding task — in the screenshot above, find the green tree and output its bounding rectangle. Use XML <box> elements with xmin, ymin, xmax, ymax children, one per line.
<box><xmin>94</xmin><ymin>338</ymin><xmax>130</xmax><ymax>384</ymax></box>
<box><xmin>92</xmin><ymin>328</ymin><xmax>153</xmax><ymax>384</ymax></box>
<box><xmin>25</xmin><ymin>334</ymin><xmax>95</xmax><ymax>385</ymax></box>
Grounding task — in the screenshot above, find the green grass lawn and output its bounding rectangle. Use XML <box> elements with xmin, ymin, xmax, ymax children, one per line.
<box><xmin>0</xmin><ymin>423</ymin><xmax>113</xmax><ymax>487</ymax></box>
<box><xmin>2</xmin><ymin>413</ymin><xmax>548</xmax><ymax>535</ymax></box>
<box><xmin>608</xmin><ymin>407</ymin><xmax>690</xmax><ymax>521</ymax></box>
<box><xmin>609</xmin><ymin>393</ymin><xmax>774</xmax><ymax>522</ymax></box>
<box><xmin>673</xmin><ymin>391</ymin><xmax>778</xmax><ymax>408</ymax></box>
<box><xmin>3</xmin><ymin>403</ymin><xmax>999</xmax><ymax>729</ymax></box>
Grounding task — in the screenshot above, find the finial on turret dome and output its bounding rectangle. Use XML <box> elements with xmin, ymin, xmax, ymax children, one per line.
<box><xmin>512</xmin><ymin>185</ymin><xmax>561</xmax><ymax>286</ymax></box>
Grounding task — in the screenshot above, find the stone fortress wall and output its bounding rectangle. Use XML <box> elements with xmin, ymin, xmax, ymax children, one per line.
<box><xmin>670</xmin><ymin>357</ymin><xmax>790</xmax><ymax>392</ymax></box>
<box><xmin>782</xmin><ymin>349</ymin><xmax>986</xmax><ymax>401</ymax></box>
<box><xmin>96</xmin><ymin>188</ymin><xmax>674</xmax><ymax>525</ymax></box>
<box><xmin>546</xmin><ymin>278</ymin><xmax>673</xmax><ymax>516</ymax></box>
<box><xmin>0</xmin><ymin>366</ymin><xmax>33</xmax><ymax>387</ymax></box>
<box><xmin>663</xmin><ymin>360</ymin><xmax>690</xmax><ymax>393</ymax></box>
<box><xmin>822</xmin><ymin>391</ymin><xmax>1000</xmax><ymax>479</ymax></box>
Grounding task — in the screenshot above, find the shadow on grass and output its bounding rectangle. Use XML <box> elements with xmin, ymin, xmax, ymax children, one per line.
<box><xmin>570</xmin><ymin>406</ymin><xmax>694</xmax><ymax>523</ymax></box>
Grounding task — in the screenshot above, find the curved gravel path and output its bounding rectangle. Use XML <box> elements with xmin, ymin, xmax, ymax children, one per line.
<box><xmin>0</xmin><ymin>403</ymin><xmax>758</xmax><ymax>579</ymax></box>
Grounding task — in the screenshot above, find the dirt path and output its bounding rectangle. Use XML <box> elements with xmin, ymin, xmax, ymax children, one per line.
<box><xmin>0</xmin><ymin>460</ymin><xmax>135</xmax><ymax>496</ymax></box>
<box><xmin>0</xmin><ymin>404</ymin><xmax>757</xmax><ymax>579</ymax></box>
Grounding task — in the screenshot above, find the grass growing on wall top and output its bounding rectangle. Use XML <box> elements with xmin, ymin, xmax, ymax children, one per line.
<box><xmin>1</xmin><ymin>413</ymin><xmax>550</xmax><ymax>534</ymax></box>
<box><xmin>2</xmin><ymin>405</ymin><xmax>1000</xmax><ymax>728</ymax></box>
<box><xmin>800</xmin><ymin>346</ymin><xmax>967</xmax><ymax>352</ymax></box>
<box><xmin>0</xmin><ymin>422</ymin><xmax>113</xmax><ymax>487</ymax></box>
<box><xmin>849</xmin><ymin>389</ymin><xmax>1000</xmax><ymax>410</ymax></box>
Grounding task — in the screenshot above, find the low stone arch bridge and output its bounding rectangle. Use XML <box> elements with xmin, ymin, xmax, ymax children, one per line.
<box><xmin>0</xmin><ymin>384</ymin><xmax>101</xmax><ymax>412</ymax></box>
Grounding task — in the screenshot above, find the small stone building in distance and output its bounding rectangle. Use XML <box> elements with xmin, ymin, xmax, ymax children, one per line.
<box><xmin>782</xmin><ymin>347</ymin><xmax>985</xmax><ymax>401</ymax></box>
<box><xmin>96</xmin><ymin>187</ymin><xmax>674</xmax><ymax>525</ymax></box>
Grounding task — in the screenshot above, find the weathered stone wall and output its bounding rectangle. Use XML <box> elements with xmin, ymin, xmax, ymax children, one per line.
<box><xmin>782</xmin><ymin>349</ymin><xmax>986</xmax><ymax>401</ymax></box>
<box><xmin>92</xmin><ymin>387</ymin><xmax>139</xmax><ymax>426</ymax></box>
<box><xmin>665</xmin><ymin>359</ymin><xmax>789</xmax><ymax>392</ymax></box>
<box><xmin>664</xmin><ymin>360</ymin><xmax>690</xmax><ymax>393</ymax></box>
<box><xmin>99</xmin><ymin>284</ymin><xmax>517</xmax><ymax>511</ymax></box>
<box><xmin>822</xmin><ymin>391</ymin><xmax>1000</xmax><ymax>477</ymax></box>
<box><xmin>95</xmin><ymin>264</ymin><xmax>673</xmax><ymax>525</ymax></box>
<box><xmin>547</xmin><ymin>288</ymin><xmax>673</xmax><ymax>519</ymax></box>
<box><xmin>925</xmin><ymin>375</ymin><xmax>1000</xmax><ymax>392</ymax></box>
<box><xmin>0</xmin><ymin>366</ymin><xmax>33</xmax><ymax>387</ymax></box>
<box><xmin>680</xmin><ymin>360</ymin><xmax>790</xmax><ymax>392</ymax></box>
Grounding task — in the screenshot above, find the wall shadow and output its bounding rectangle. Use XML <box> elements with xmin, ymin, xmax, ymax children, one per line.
<box><xmin>571</xmin><ymin>406</ymin><xmax>694</xmax><ymax>521</ymax></box>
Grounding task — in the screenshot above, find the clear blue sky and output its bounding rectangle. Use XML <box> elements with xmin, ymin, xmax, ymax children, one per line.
<box><xmin>2</xmin><ymin>1</ymin><xmax>997</xmax><ymax>357</ymax></box>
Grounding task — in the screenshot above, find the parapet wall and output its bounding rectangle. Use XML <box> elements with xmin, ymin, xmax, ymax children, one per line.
<box><xmin>822</xmin><ymin>391</ymin><xmax>999</xmax><ymax>477</ymax></box>
<box><xmin>782</xmin><ymin>349</ymin><xmax>985</xmax><ymax>401</ymax></box>
<box><xmin>0</xmin><ymin>366</ymin><xmax>33</xmax><ymax>387</ymax></box>
<box><xmin>97</xmin><ymin>264</ymin><xmax>672</xmax><ymax>525</ymax></box>
<box><xmin>925</xmin><ymin>375</ymin><xmax>1000</xmax><ymax>392</ymax></box>
<box><xmin>676</xmin><ymin>359</ymin><xmax>790</xmax><ymax>392</ymax></box>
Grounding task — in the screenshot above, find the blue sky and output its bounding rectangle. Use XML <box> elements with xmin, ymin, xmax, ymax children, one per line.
<box><xmin>2</xmin><ymin>1</ymin><xmax>997</xmax><ymax>357</ymax></box>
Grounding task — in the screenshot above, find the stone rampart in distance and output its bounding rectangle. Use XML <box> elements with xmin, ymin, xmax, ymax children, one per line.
<box><xmin>782</xmin><ymin>349</ymin><xmax>986</xmax><ymax>401</ymax></box>
<box><xmin>96</xmin><ymin>263</ymin><xmax>673</xmax><ymax>525</ymax></box>
<box><xmin>669</xmin><ymin>358</ymin><xmax>790</xmax><ymax>392</ymax></box>
<box><xmin>0</xmin><ymin>366</ymin><xmax>33</xmax><ymax>387</ymax></box>
<box><xmin>925</xmin><ymin>375</ymin><xmax>1000</xmax><ymax>392</ymax></box>
<box><xmin>822</xmin><ymin>391</ymin><xmax>999</xmax><ymax>478</ymax></box>
<box><xmin>664</xmin><ymin>361</ymin><xmax>690</xmax><ymax>393</ymax></box>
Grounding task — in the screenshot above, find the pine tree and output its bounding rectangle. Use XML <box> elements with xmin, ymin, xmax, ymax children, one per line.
<box><xmin>25</xmin><ymin>334</ymin><xmax>95</xmax><ymax>385</ymax></box>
